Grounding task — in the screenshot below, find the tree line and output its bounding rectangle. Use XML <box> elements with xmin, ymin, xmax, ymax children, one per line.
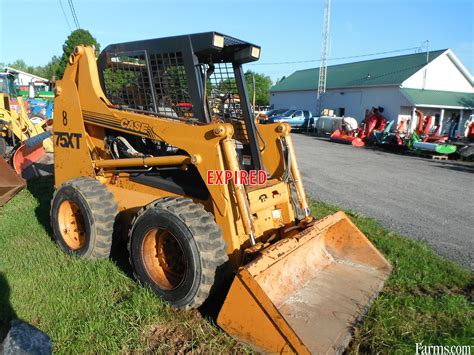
<box><xmin>1</xmin><ymin>29</ymin><xmax>273</xmax><ymax>106</ymax></box>
<box><xmin>1</xmin><ymin>29</ymin><xmax>100</xmax><ymax>81</ymax></box>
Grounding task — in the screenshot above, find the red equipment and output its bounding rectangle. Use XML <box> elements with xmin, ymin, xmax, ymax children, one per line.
<box><xmin>330</xmin><ymin>129</ymin><xmax>365</xmax><ymax>146</ymax></box>
<box><xmin>415</xmin><ymin>110</ymin><xmax>448</xmax><ymax>143</ymax></box>
<box><xmin>10</xmin><ymin>143</ymin><xmax>47</xmax><ymax>174</ymax></box>
<box><xmin>330</xmin><ymin>107</ymin><xmax>387</xmax><ymax>147</ymax></box>
<box><xmin>467</xmin><ymin>121</ymin><xmax>474</xmax><ymax>142</ymax></box>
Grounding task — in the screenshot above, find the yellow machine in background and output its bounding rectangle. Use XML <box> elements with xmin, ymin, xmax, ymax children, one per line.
<box><xmin>0</xmin><ymin>71</ymin><xmax>53</xmax><ymax>172</ymax></box>
<box><xmin>51</xmin><ymin>33</ymin><xmax>391</xmax><ymax>353</ymax></box>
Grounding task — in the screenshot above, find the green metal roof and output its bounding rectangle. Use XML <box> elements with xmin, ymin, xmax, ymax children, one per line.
<box><xmin>400</xmin><ymin>88</ymin><xmax>474</xmax><ymax>109</ymax></box>
<box><xmin>270</xmin><ymin>50</ymin><xmax>446</xmax><ymax>92</ymax></box>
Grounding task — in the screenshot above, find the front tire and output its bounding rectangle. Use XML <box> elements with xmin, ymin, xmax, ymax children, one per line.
<box><xmin>50</xmin><ymin>177</ymin><xmax>118</xmax><ymax>259</ymax></box>
<box><xmin>128</xmin><ymin>197</ymin><xmax>227</xmax><ymax>309</ymax></box>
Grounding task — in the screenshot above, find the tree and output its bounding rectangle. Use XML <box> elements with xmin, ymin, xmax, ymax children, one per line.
<box><xmin>44</xmin><ymin>56</ymin><xmax>62</xmax><ymax>81</ymax></box>
<box><xmin>1</xmin><ymin>30</ymin><xmax>99</xmax><ymax>82</ymax></box>
<box><xmin>2</xmin><ymin>59</ymin><xmax>47</xmax><ymax>80</ymax></box>
<box><xmin>210</xmin><ymin>70</ymin><xmax>272</xmax><ymax>107</ymax></box>
<box><xmin>56</xmin><ymin>29</ymin><xmax>100</xmax><ymax>79</ymax></box>
<box><xmin>244</xmin><ymin>70</ymin><xmax>273</xmax><ymax>106</ymax></box>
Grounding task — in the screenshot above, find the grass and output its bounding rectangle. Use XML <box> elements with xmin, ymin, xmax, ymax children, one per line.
<box><xmin>311</xmin><ymin>204</ymin><xmax>473</xmax><ymax>353</ymax></box>
<box><xmin>0</xmin><ymin>177</ymin><xmax>472</xmax><ymax>353</ymax></box>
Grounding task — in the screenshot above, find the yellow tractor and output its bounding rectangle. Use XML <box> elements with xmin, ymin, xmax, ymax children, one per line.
<box><xmin>51</xmin><ymin>33</ymin><xmax>391</xmax><ymax>353</ymax></box>
<box><xmin>0</xmin><ymin>71</ymin><xmax>53</xmax><ymax>173</ymax></box>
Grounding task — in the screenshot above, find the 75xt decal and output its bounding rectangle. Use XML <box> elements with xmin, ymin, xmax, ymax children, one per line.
<box><xmin>54</xmin><ymin>132</ymin><xmax>82</xmax><ymax>149</ymax></box>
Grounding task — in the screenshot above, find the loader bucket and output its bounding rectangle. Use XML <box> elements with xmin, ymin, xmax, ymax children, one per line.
<box><xmin>0</xmin><ymin>159</ymin><xmax>26</xmax><ymax>207</ymax></box>
<box><xmin>217</xmin><ymin>211</ymin><xmax>391</xmax><ymax>354</ymax></box>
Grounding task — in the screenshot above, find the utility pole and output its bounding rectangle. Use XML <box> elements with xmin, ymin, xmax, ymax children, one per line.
<box><xmin>317</xmin><ymin>0</ymin><xmax>331</xmax><ymax>116</ymax></box>
<box><xmin>422</xmin><ymin>40</ymin><xmax>429</xmax><ymax>90</ymax></box>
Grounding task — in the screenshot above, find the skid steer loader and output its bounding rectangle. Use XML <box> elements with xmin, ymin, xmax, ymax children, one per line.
<box><xmin>51</xmin><ymin>32</ymin><xmax>391</xmax><ymax>353</ymax></box>
<box><xmin>0</xmin><ymin>71</ymin><xmax>53</xmax><ymax>173</ymax></box>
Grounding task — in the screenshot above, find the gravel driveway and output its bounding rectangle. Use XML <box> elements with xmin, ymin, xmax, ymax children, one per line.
<box><xmin>292</xmin><ymin>133</ymin><xmax>473</xmax><ymax>270</ymax></box>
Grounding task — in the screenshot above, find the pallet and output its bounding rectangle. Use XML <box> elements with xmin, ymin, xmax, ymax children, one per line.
<box><xmin>405</xmin><ymin>150</ymin><xmax>450</xmax><ymax>160</ymax></box>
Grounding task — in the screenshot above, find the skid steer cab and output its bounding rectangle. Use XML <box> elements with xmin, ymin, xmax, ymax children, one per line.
<box><xmin>51</xmin><ymin>32</ymin><xmax>391</xmax><ymax>353</ymax></box>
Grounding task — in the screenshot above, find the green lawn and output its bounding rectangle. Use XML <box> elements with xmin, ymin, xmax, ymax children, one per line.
<box><xmin>0</xmin><ymin>177</ymin><xmax>472</xmax><ymax>353</ymax></box>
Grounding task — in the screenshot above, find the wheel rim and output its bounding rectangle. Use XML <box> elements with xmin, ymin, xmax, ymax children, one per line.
<box><xmin>142</xmin><ymin>228</ymin><xmax>186</xmax><ymax>290</ymax></box>
<box><xmin>58</xmin><ymin>200</ymin><xmax>86</xmax><ymax>250</ymax></box>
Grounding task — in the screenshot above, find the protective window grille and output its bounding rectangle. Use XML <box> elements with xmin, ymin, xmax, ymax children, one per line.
<box><xmin>204</xmin><ymin>63</ymin><xmax>243</xmax><ymax>120</ymax></box>
<box><xmin>149</xmin><ymin>52</ymin><xmax>192</xmax><ymax>118</ymax></box>
<box><xmin>103</xmin><ymin>51</ymin><xmax>193</xmax><ymax>118</ymax></box>
<box><xmin>204</xmin><ymin>63</ymin><xmax>248</xmax><ymax>142</ymax></box>
<box><xmin>103</xmin><ymin>52</ymin><xmax>152</xmax><ymax>111</ymax></box>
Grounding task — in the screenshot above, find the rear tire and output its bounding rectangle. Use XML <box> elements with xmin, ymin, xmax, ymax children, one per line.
<box><xmin>128</xmin><ymin>197</ymin><xmax>227</xmax><ymax>309</ymax></box>
<box><xmin>50</xmin><ymin>177</ymin><xmax>118</xmax><ymax>260</ymax></box>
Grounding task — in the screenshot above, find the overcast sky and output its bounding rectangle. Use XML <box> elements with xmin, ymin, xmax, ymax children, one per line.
<box><xmin>0</xmin><ymin>0</ymin><xmax>472</xmax><ymax>82</ymax></box>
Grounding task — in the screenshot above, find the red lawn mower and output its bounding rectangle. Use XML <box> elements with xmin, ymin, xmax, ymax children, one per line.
<box><xmin>330</xmin><ymin>106</ymin><xmax>387</xmax><ymax>147</ymax></box>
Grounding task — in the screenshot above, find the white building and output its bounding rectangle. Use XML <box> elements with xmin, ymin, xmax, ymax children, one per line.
<box><xmin>270</xmin><ymin>49</ymin><xmax>473</xmax><ymax>134</ymax></box>
<box><xmin>2</xmin><ymin>66</ymin><xmax>50</xmax><ymax>91</ymax></box>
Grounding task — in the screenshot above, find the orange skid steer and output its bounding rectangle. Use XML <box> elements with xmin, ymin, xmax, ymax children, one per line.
<box><xmin>51</xmin><ymin>33</ymin><xmax>391</xmax><ymax>353</ymax></box>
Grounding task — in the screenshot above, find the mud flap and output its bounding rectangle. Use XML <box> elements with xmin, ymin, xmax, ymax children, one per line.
<box><xmin>0</xmin><ymin>159</ymin><xmax>26</xmax><ymax>207</ymax></box>
<box><xmin>217</xmin><ymin>211</ymin><xmax>391</xmax><ymax>354</ymax></box>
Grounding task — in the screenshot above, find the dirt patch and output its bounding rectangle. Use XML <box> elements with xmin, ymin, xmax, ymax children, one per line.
<box><xmin>147</xmin><ymin>324</ymin><xmax>195</xmax><ymax>354</ymax></box>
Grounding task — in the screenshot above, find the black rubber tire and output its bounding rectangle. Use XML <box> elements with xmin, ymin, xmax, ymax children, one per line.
<box><xmin>128</xmin><ymin>196</ymin><xmax>228</xmax><ymax>309</ymax></box>
<box><xmin>0</xmin><ymin>137</ymin><xmax>7</xmax><ymax>158</ymax></box>
<box><xmin>8</xmin><ymin>142</ymin><xmax>22</xmax><ymax>168</ymax></box>
<box><xmin>50</xmin><ymin>177</ymin><xmax>118</xmax><ymax>260</ymax></box>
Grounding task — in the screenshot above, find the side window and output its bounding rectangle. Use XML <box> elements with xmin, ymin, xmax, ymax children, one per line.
<box><xmin>295</xmin><ymin>110</ymin><xmax>303</xmax><ymax>117</ymax></box>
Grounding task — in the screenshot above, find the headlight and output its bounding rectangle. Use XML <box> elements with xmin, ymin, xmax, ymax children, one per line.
<box><xmin>251</xmin><ymin>46</ymin><xmax>260</xmax><ymax>59</ymax></box>
<box><xmin>213</xmin><ymin>34</ymin><xmax>224</xmax><ymax>48</ymax></box>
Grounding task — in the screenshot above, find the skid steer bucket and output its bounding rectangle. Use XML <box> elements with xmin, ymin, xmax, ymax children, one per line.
<box><xmin>217</xmin><ymin>211</ymin><xmax>391</xmax><ymax>354</ymax></box>
<box><xmin>0</xmin><ymin>159</ymin><xmax>26</xmax><ymax>207</ymax></box>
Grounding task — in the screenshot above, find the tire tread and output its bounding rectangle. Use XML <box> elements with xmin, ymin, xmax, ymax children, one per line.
<box><xmin>128</xmin><ymin>196</ymin><xmax>227</xmax><ymax>309</ymax></box>
<box><xmin>51</xmin><ymin>177</ymin><xmax>118</xmax><ymax>260</ymax></box>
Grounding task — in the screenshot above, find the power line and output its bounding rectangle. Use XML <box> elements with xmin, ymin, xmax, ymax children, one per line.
<box><xmin>58</xmin><ymin>0</ymin><xmax>72</xmax><ymax>31</ymax></box>
<box><xmin>68</xmin><ymin>0</ymin><xmax>80</xmax><ymax>29</ymax></box>
<box><xmin>249</xmin><ymin>46</ymin><xmax>422</xmax><ymax>66</ymax></box>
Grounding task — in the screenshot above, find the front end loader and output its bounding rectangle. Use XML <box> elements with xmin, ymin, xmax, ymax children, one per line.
<box><xmin>0</xmin><ymin>71</ymin><xmax>53</xmax><ymax>173</ymax></box>
<box><xmin>51</xmin><ymin>33</ymin><xmax>391</xmax><ymax>353</ymax></box>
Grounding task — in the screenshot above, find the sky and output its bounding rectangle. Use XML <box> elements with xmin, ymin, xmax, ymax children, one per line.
<box><xmin>0</xmin><ymin>0</ymin><xmax>473</xmax><ymax>82</ymax></box>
